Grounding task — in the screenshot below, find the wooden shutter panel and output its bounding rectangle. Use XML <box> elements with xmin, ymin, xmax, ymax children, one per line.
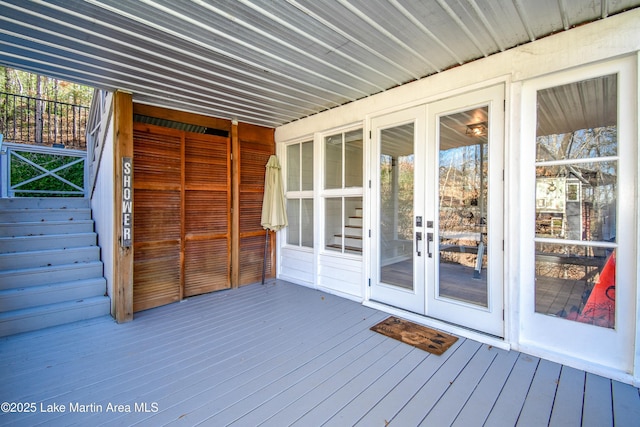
<box><xmin>183</xmin><ymin>133</ymin><xmax>231</xmax><ymax>296</ymax></box>
<box><xmin>133</xmin><ymin>125</ymin><xmax>182</xmax><ymax>312</ymax></box>
<box><xmin>238</xmin><ymin>123</ymin><xmax>275</xmax><ymax>285</ymax></box>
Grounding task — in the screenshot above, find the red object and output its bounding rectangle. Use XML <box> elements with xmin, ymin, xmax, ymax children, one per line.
<box><xmin>576</xmin><ymin>251</ymin><xmax>616</xmax><ymax>328</ymax></box>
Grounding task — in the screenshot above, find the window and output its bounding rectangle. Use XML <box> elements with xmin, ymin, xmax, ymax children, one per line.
<box><xmin>534</xmin><ymin>74</ymin><xmax>618</xmax><ymax>329</ymax></box>
<box><xmin>323</xmin><ymin>129</ymin><xmax>363</xmax><ymax>254</ymax></box>
<box><xmin>286</xmin><ymin>141</ymin><xmax>314</xmax><ymax>247</ymax></box>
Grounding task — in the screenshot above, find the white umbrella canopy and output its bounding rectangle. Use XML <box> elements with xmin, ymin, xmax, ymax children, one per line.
<box><xmin>261</xmin><ymin>155</ymin><xmax>288</xmax><ymax>231</ymax></box>
<box><xmin>261</xmin><ymin>155</ymin><xmax>287</xmax><ymax>283</ymax></box>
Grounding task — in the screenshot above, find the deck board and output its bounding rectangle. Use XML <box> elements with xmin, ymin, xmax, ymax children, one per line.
<box><xmin>484</xmin><ymin>352</ymin><xmax>541</xmax><ymax>426</ymax></box>
<box><xmin>517</xmin><ymin>359</ymin><xmax>562</xmax><ymax>426</ymax></box>
<box><xmin>0</xmin><ymin>280</ymin><xmax>638</xmax><ymax>427</ymax></box>
<box><xmin>611</xmin><ymin>381</ymin><xmax>640</xmax><ymax>426</ymax></box>
<box><xmin>451</xmin><ymin>348</ymin><xmax>520</xmax><ymax>426</ymax></box>
<box><xmin>419</xmin><ymin>343</ymin><xmax>499</xmax><ymax>426</ymax></box>
<box><xmin>549</xmin><ymin>366</ymin><xmax>586</xmax><ymax>427</ymax></box>
<box><xmin>582</xmin><ymin>373</ymin><xmax>613</xmax><ymax>427</ymax></box>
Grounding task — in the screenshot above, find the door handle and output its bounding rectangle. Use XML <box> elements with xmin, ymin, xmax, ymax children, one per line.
<box><xmin>416</xmin><ymin>232</ymin><xmax>422</xmax><ymax>257</ymax></box>
<box><xmin>427</xmin><ymin>232</ymin><xmax>434</xmax><ymax>258</ymax></box>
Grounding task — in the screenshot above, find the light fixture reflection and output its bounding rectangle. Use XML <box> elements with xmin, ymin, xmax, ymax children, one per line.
<box><xmin>466</xmin><ymin>122</ymin><xmax>487</xmax><ymax>137</ymax></box>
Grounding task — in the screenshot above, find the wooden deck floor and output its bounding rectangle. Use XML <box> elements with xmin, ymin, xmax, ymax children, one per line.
<box><xmin>1</xmin><ymin>281</ymin><xmax>639</xmax><ymax>426</ymax></box>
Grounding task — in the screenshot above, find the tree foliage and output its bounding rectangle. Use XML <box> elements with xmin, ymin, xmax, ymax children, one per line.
<box><xmin>1</xmin><ymin>67</ymin><xmax>93</xmax><ymax>106</ymax></box>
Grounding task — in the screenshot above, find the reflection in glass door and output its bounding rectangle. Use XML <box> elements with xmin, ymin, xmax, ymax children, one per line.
<box><xmin>437</xmin><ymin>108</ymin><xmax>489</xmax><ymax>307</ymax></box>
<box><xmin>379</xmin><ymin>123</ymin><xmax>414</xmax><ymax>290</ymax></box>
<box><xmin>370</xmin><ymin>106</ymin><xmax>425</xmax><ymax>315</ymax></box>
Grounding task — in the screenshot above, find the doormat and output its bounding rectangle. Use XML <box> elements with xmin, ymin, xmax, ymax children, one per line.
<box><xmin>370</xmin><ymin>316</ymin><xmax>458</xmax><ymax>355</ymax></box>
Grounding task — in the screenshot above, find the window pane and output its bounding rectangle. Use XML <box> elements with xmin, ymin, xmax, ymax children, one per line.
<box><xmin>301</xmin><ymin>141</ymin><xmax>314</xmax><ymax>191</ymax></box>
<box><xmin>345</xmin><ymin>197</ymin><xmax>363</xmax><ymax>254</ymax></box>
<box><xmin>380</xmin><ymin>123</ymin><xmax>414</xmax><ymax>289</ymax></box>
<box><xmin>301</xmin><ymin>199</ymin><xmax>314</xmax><ymax>247</ymax></box>
<box><xmin>536</xmin><ymin>127</ymin><xmax>617</xmax><ymax>161</ymax></box>
<box><xmin>536</xmin><ymin>74</ymin><xmax>617</xmax><ymax>159</ymax></box>
<box><xmin>535</xmin><ymin>74</ymin><xmax>618</xmax><ymax>329</ymax></box>
<box><xmin>287</xmin><ymin>144</ymin><xmax>300</xmax><ymax>191</ymax></box>
<box><xmin>345</xmin><ymin>130</ymin><xmax>363</xmax><ymax>187</ymax></box>
<box><xmin>535</xmin><ymin>242</ymin><xmax>615</xmax><ymax>329</ymax></box>
<box><xmin>286</xmin><ymin>199</ymin><xmax>300</xmax><ymax>245</ymax></box>
<box><xmin>325</xmin><ymin>197</ymin><xmax>341</xmax><ymax>251</ymax></box>
<box><xmin>535</xmin><ymin>162</ymin><xmax>617</xmax><ymax>241</ymax></box>
<box><xmin>438</xmin><ymin>107</ymin><xmax>489</xmax><ymax>307</ymax></box>
<box><xmin>325</xmin><ymin>134</ymin><xmax>342</xmax><ymax>189</ymax></box>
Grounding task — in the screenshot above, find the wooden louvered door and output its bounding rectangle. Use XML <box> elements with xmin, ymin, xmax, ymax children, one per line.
<box><xmin>133</xmin><ymin>123</ymin><xmax>231</xmax><ymax>312</ymax></box>
<box><xmin>183</xmin><ymin>133</ymin><xmax>230</xmax><ymax>297</ymax></box>
<box><xmin>237</xmin><ymin>124</ymin><xmax>275</xmax><ymax>285</ymax></box>
<box><xmin>133</xmin><ymin>125</ymin><xmax>182</xmax><ymax>312</ymax></box>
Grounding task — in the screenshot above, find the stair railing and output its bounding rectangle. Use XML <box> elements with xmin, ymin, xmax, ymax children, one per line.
<box><xmin>0</xmin><ymin>141</ymin><xmax>86</xmax><ymax>197</ymax></box>
<box><xmin>86</xmin><ymin>88</ymin><xmax>114</xmax><ymax>198</ymax></box>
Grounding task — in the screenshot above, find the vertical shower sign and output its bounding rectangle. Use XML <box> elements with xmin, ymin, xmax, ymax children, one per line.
<box><xmin>122</xmin><ymin>157</ymin><xmax>132</xmax><ymax>247</ymax></box>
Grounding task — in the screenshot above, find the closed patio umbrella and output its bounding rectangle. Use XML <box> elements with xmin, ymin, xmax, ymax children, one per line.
<box><xmin>261</xmin><ymin>155</ymin><xmax>288</xmax><ymax>284</ymax></box>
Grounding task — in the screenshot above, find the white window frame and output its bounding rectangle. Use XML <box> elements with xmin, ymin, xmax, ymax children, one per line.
<box><xmin>320</xmin><ymin>127</ymin><xmax>364</xmax><ymax>257</ymax></box>
<box><xmin>284</xmin><ymin>139</ymin><xmax>314</xmax><ymax>250</ymax></box>
<box><xmin>518</xmin><ymin>56</ymin><xmax>638</xmax><ymax>381</ymax></box>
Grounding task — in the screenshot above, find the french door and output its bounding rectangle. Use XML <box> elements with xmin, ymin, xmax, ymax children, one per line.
<box><xmin>425</xmin><ymin>85</ymin><xmax>504</xmax><ymax>337</ymax></box>
<box><xmin>370</xmin><ymin>106</ymin><xmax>427</xmax><ymax>314</ymax></box>
<box><xmin>370</xmin><ymin>85</ymin><xmax>504</xmax><ymax>337</ymax></box>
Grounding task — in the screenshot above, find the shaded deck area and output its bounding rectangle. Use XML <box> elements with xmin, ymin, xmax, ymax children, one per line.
<box><xmin>1</xmin><ymin>281</ymin><xmax>639</xmax><ymax>426</ymax></box>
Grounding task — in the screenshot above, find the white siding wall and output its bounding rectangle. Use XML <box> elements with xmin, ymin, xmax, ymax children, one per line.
<box><xmin>90</xmin><ymin>121</ymin><xmax>115</xmax><ymax>316</ymax></box>
<box><xmin>279</xmin><ymin>246</ymin><xmax>315</xmax><ymax>288</ymax></box>
<box><xmin>274</xmin><ymin>9</ymin><xmax>640</xmax><ymax>383</ymax></box>
<box><xmin>317</xmin><ymin>253</ymin><xmax>362</xmax><ymax>301</ymax></box>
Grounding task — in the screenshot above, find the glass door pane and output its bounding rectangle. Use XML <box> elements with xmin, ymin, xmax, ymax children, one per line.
<box><xmin>437</xmin><ymin>108</ymin><xmax>489</xmax><ymax>307</ymax></box>
<box><xmin>379</xmin><ymin>123</ymin><xmax>414</xmax><ymax>290</ymax></box>
<box><xmin>534</xmin><ymin>74</ymin><xmax>618</xmax><ymax>329</ymax></box>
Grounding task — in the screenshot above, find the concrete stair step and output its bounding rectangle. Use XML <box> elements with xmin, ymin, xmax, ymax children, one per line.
<box><xmin>0</xmin><ymin>261</ymin><xmax>104</xmax><ymax>290</ymax></box>
<box><xmin>0</xmin><ymin>233</ymin><xmax>97</xmax><ymax>253</ymax></box>
<box><xmin>326</xmin><ymin>243</ymin><xmax>363</xmax><ymax>253</ymax></box>
<box><xmin>0</xmin><ymin>208</ymin><xmax>92</xmax><ymax>223</ymax></box>
<box><xmin>344</xmin><ymin>225</ymin><xmax>363</xmax><ymax>237</ymax></box>
<box><xmin>347</xmin><ymin>216</ymin><xmax>363</xmax><ymax>227</ymax></box>
<box><xmin>0</xmin><ymin>296</ymin><xmax>111</xmax><ymax>337</ymax></box>
<box><xmin>0</xmin><ymin>278</ymin><xmax>107</xmax><ymax>312</ymax></box>
<box><xmin>0</xmin><ymin>219</ymin><xmax>95</xmax><ymax>237</ymax></box>
<box><xmin>0</xmin><ymin>197</ymin><xmax>110</xmax><ymax>336</ymax></box>
<box><xmin>333</xmin><ymin>234</ymin><xmax>363</xmax><ymax>248</ymax></box>
<box><xmin>0</xmin><ymin>246</ymin><xmax>100</xmax><ymax>269</ymax></box>
<box><xmin>0</xmin><ymin>197</ymin><xmax>89</xmax><ymax>210</ymax></box>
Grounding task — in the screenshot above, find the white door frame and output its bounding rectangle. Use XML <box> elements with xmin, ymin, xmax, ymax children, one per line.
<box><xmin>517</xmin><ymin>56</ymin><xmax>637</xmax><ymax>379</ymax></box>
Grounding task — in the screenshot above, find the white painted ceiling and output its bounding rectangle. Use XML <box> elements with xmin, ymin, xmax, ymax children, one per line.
<box><xmin>1</xmin><ymin>0</ymin><xmax>638</xmax><ymax>128</ymax></box>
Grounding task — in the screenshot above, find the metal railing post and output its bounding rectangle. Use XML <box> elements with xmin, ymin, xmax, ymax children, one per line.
<box><xmin>0</xmin><ymin>134</ymin><xmax>7</xmax><ymax>198</ymax></box>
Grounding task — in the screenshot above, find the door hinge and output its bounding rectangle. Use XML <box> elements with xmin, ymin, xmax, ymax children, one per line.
<box><xmin>369</xmin><ymin>179</ymin><xmax>371</xmax><ymax>188</ymax></box>
<box><xmin>368</xmin><ymin>278</ymin><xmax>371</xmax><ymax>287</ymax></box>
<box><xmin>369</xmin><ymin>229</ymin><xmax>371</xmax><ymax>238</ymax></box>
<box><xmin>369</xmin><ymin>130</ymin><xmax>372</xmax><ymax>139</ymax></box>
<box><xmin>503</xmin><ymin>100</ymin><xmax>506</xmax><ymax>111</ymax></box>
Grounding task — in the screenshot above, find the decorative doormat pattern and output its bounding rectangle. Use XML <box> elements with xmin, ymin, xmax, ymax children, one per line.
<box><xmin>370</xmin><ymin>316</ymin><xmax>459</xmax><ymax>355</ymax></box>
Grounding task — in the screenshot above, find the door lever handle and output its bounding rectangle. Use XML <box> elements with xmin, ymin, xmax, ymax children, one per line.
<box><xmin>416</xmin><ymin>232</ymin><xmax>422</xmax><ymax>256</ymax></box>
<box><xmin>427</xmin><ymin>232</ymin><xmax>434</xmax><ymax>258</ymax></box>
